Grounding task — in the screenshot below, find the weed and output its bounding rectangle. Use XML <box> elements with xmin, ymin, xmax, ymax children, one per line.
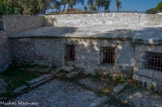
<box><xmin>0</xmin><ymin>63</ymin><xmax>43</xmax><ymax>99</ymax></box>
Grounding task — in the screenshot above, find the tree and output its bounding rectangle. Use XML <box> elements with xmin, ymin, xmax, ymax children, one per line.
<box><xmin>115</xmin><ymin>0</ymin><xmax>121</xmax><ymax>12</ymax></box>
<box><xmin>90</xmin><ymin>4</ymin><xmax>96</xmax><ymax>11</ymax></box>
<box><xmin>0</xmin><ymin>0</ymin><xmax>7</xmax><ymax>14</ymax></box>
<box><xmin>156</xmin><ymin>1</ymin><xmax>162</xmax><ymax>12</ymax></box>
<box><xmin>104</xmin><ymin>0</ymin><xmax>111</xmax><ymax>12</ymax></box>
<box><xmin>146</xmin><ymin>8</ymin><xmax>157</xmax><ymax>14</ymax></box>
<box><xmin>61</xmin><ymin>0</ymin><xmax>67</xmax><ymax>12</ymax></box>
<box><xmin>146</xmin><ymin>1</ymin><xmax>162</xmax><ymax>14</ymax></box>
<box><xmin>53</xmin><ymin>1</ymin><xmax>61</xmax><ymax>11</ymax></box>
<box><xmin>67</xmin><ymin>0</ymin><xmax>77</xmax><ymax>9</ymax></box>
<box><xmin>5</xmin><ymin>0</ymin><xmax>59</xmax><ymax>15</ymax></box>
<box><xmin>0</xmin><ymin>0</ymin><xmax>17</xmax><ymax>15</ymax></box>
<box><xmin>87</xmin><ymin>0</ymin><xmax>94</xmax><ymax>11</ymax></box>
<box><xmin>84</xmin><ymin>5</ymin><xmax>87</xmax><ymax>12</ymax></box>
<box><xmin>96</xmin><ymin>0</ymin><xmax>104</xmax><ymax>11</ymax></box>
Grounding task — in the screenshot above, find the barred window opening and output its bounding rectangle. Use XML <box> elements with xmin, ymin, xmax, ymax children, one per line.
<box><xmin>0</xmin><ymin>16</ymin><xmax>4</xmax><ymax>31</ymax></box>
<box><xmin>146</xmin><ymin>52</ymin><xmax>162</xmax><ymax>71</ymax></box>
<box><xmin>65</xmin><ymin>45</ymin><xmax>75</xmax><ymax>61</ymax></box>
<box><xmin>102</xmin><ymin>47</ymin><xmax>115</xmax><ymax>64</ymax></box>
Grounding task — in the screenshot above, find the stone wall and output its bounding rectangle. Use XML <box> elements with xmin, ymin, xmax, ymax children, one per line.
<box><xmin>0</xmin><ymin>32</ymin><xmax>11</xmax><ymax>72</ymax></box>
<box><xmin>133</xmin><ymin>44</ymin><xmax>162</xmax><ymax>89</ymax></box>
<box><xmin>44</xmin><ymin>13</ymin><xmax>162</xmax><ymax>27</ymax></box>
<box><xmin>0</xmin><ymin>15</ymin><xmax>44</xmax><ymax>72</ymax></box>
<box><xmin>10</xmin><ymin>37</ymin><xmax>134</xmax><ymax>76</ymax></box>
<box><xmin>2</xmin><ymin>13</ymin><xmax>162</xmax><ymax>88</ymax></box>
<box><xmin>3</xmin><ymin>16</ymin><xmax>44</xmax><ymax>34</ymax></box>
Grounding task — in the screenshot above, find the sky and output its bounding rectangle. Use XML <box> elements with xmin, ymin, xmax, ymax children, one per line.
<box><xmin>70</xmin><ymin>0</ymin><xmax>162</xmax><ymax>12</ymax></box>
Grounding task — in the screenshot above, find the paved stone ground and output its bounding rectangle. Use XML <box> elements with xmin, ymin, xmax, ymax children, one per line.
<box><xmin>7</xmin><ymin>77</ymin><xmax>162</xmax><ymax>107</ymax></box>
<box><xmin>14</xmin><ymin>79</ymin><xmax>104</xmax><ymax>107</ymax></box>
<box><xmin>78</xmin><ymin>77</ymin><xmax>109</xmax><ymax>90</ymax></box>
<box><xmin>117</xmin><ymin>88</ymin><xmax>162</xmax><ymax>107</ymax></box>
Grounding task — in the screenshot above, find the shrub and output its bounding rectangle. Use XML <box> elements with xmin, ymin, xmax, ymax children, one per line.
<box><xmin>146</xmin><ymin>8</ymin><xmax>157</xmax><ymax>14</ymax></box>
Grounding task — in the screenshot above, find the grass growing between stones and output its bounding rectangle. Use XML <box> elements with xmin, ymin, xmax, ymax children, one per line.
<box><xmin>0</xmin><ymin>63</ymin><xmax>55</xmax><ymax>99</ymax></box>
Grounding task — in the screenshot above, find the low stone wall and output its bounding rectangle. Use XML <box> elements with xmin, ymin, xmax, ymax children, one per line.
<box><xmin>44</xmin><ymin>13</ymin><xmax>162</xmax><ymax>27</ymax></box>
<box><xmin>0</xmin><ymin>32</ymin><xmax>11</xmax><ymax>72</ymax></box>
<box><xmin>3</xmin><ymin>16</ymin><xmax>44</xmax><ymax>34</ymax></box>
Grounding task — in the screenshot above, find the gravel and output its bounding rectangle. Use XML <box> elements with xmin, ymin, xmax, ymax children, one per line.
<box><xmin>15</xmin><ymin>80</ymin><xmax>100</xmax><ymax>107</ymax></box>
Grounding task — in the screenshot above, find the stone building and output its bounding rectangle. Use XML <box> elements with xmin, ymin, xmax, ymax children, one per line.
<box><xmin>0</xmin><ymin>13</ymin><xmax>162</xmax><ymax>89</ymax></box>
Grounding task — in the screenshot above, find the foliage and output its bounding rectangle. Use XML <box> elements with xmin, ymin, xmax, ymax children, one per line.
<box><xmin>96</xmin><ymin>0</ymin><xmax>104</xmax><ymax>11</ymax></box>
<box><xmin>146</xmin><ymin>1</ymin><xmax>162</xmax><ymax>14</ymax></box>
<box><xmin>104</xmin><ymin>0</ymin><xmax>111</xmax><ymax>11</ymax></box>
<box><xmin>90</xmin><ymin>4</ymin><xmax>96</xmax><ymax>11</ymax></box>
<box><xmin>0</xmin><ymin>0</ymin><xmax>14</xmax><ymax>15</ymax></box>
<box><xmin>0</xmin><ymin>0</ymin><xmax>122</xmax><ymax>15</ymax></box>
<box><xmin>1</xmin><ymin>0</ymin><xmax>59</xmax><ymax>15</ymax></box>
<box><xmin>156</xmin><ymin>1</ymin><xmax>162</xmax><ymax>12</ymax></box>
<box><xmin>146</xmin><ymin>8</ymin><xmax>157</xmax><ymax>14</ymax></box>
<box><xmin>96</xmin><ymin>0</ymin><xmax>111</xmax><ymax>11</ymax></box>
<box><xmin>84</xmin><ymin>5</ymin><xmax>87</xmax><ymax>11</ymax></box>
<box><xmin>6</xmin><ymin>0</ymin><xmax>56</xmax><ymax>15</ymax></box>
<box><xmin>87</xmin><ymin>0</ymin><xmax>111</xmax><ymax>11</ymax></box>
<box><xmin>61</xmin><ymin>0</ymin><xmax>68</xmax><ymax>11</ymax></box>
<box><xmin>115</xmin><ymin>0</ymin><xmax>121</xmax><ymax>12</ymax></box>
<box><xmin>0</xmin><ymin>63</ymin><xmax>42</xmax><ymax>92</ymax></box>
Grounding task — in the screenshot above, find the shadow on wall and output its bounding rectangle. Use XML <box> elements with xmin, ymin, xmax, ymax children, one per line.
<box><xmin>8</xmin><ymin>26</ymin><xmax>162</xmax><ymax>77</ymax></box>
<box><xmin>0</xmin><ymin>33</ymin><xmax>11</xmax><ymax>72</ymax></box>
<box><xmin>63</xmin><ymin>26</ymin><xmax>162</xmax><ymax>75</ymax></box>
<box><xmin>9</xmin><ymin>26</ymin><xmax>78</xmax><ymax>38</ymax></box>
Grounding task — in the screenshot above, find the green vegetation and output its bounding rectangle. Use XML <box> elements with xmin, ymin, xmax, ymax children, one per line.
<box><xmin>156</xmin><ymin>1</ymin><xmax>162</xmax><ymax>12</ymax></box>
<box><xmin>0</xmin><ymin>0</ymin><xmax>15</xmax><ymax>15</ymax></box>
<box><xmin>146</xmin><ymin>1</ymin><xmax>162</xmax><ymax>14</ymax></box>
<box><xmin>0</xmin><ymin>0</ymin><xmax>122</xmax><ymax>15</ymax></box>
<box><xmin>88</xmin><ymin>0</ymin><xmax>111</xmax><ymax>11</ymax></box>
<box><xmin>0</xmin><ymin>63</ymin><xmax>43</xmax><ymax>99</ymax></box>
<box><xmin>115</xmin><ymin>0</ymin><xmax>121</xmax><ymax>12</ymax></box>
<box><xmin>146</xmin><ymin>8</ymin><xmax>157</xmax><ymax>14</ymax></box>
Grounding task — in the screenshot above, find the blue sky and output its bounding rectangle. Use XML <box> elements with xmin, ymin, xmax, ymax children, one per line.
<box><xmin>70</xmin><ymin>0</ymin><xmax>162</xmax><ymax>12</ymax></box>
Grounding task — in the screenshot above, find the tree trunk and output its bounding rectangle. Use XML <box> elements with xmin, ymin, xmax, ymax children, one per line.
<box><xmin>117</xmin><ymin>7</ymin><xmax>119</xmax><ymax>12</ymax></box>
<box><xmin>98</xmin><ymin>7</ymin><xmax>100</xmax><ymax>12</ymax></box>
<box><xmin>62</xmin><ymin>4</ymin><xmax>66</xmax><ymax>13</ymax></box>
<box><xmin>89</xmin><ymin>2</ymin><xmax>91</xmax><ymax>11</ymax></box>
<box><xmin>95</xmin><ymin>0</ymin><xmax>97</xmax><ymax>10</ymax></box>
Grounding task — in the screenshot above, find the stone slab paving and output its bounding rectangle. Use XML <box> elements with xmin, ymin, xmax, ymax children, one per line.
<box><xmin>113</xmin><ymin>83</ymin><xmax>128</xmax><ymax>94</ymax></box>
<box><xmin>78</xmin><ymin>77</ymin><xmax>109</xmax><ymax>90</ymax></box>
<box><xmin>14</xmin><ymin>79</ymin><xmax>107</xmax><ymax>107</ymax></box>
<box><xmin>118</xmin><ymin>90</ymin><xmax>162</xmax><ymax>107</ymax></box>
<box><xmin>0</xmin><ymin>77</ymin><xmax>7</xmax><ymax>93</ymax></box>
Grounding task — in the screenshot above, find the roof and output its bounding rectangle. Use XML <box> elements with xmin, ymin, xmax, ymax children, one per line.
<box><xmin>8</xmin><ymin>25</ymin><xmax>136</xmax><ymax>39</ymax></box>
<box><xmin>8</xmin><ymin>25</ymin><xmax>162</xmax><ymax>44</ymax></box>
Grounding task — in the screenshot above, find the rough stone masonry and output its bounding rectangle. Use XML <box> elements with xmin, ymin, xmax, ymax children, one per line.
<box><xmin>0</xmin><ymin>13</ymin><xmax>162</xmax><ymax>89</ymax></box>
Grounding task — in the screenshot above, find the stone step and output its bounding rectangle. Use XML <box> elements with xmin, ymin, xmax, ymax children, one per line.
<box><xmin>56</xmin><ymin>66</ymin><xmax>74</xmax><ymax>73</ymax></box>
<box><xmin>0</xmin><ymin>18</ymin><xmax>3</xmax><ymax>22</ymax></box>
<box><xmin>0</xmin><ymin>21</ymin><xmax>3</xmax><ymax>25</ymax></box>
<box><xmin>0</xmin><ymin>24</ymin><xmax>4</xmax><ymax>30</ymax></box>
<box><xmin>30</xmin><ymin>77</ymin><xmax>51</xmax><ymax>88</ymax></box>
<box><xmin>113</xmin><ymin>83</ymin><xmax>128</xmax><ymax>94</ymax></box>
<box><xmin>14</xmin><ymin>85</ymin><xmax>27</xmax><ymax>93</ymax></box>
<box><xmin>14</xmin><ymin>74</ymin><xmax>52</xmax><ymax>93</ymax></box>
<box><xmin>28</xmin><ymin>74</ymin><xmax>51</xmax><ymax>85</ymax></box>
<box><xmin>89</xmin><ymin>96</ymin><xmax>110</xmax><ymax>107</ymax></box>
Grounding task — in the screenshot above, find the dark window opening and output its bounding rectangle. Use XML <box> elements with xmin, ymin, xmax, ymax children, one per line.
<box><xmin>65</xmin><ymin>45</ymin><xmax>75</xmax><ymax>61</ymax></box>
<box><xmin>146</xmin><ymin>52</ymin><xmax>162</xmax><ymax>71</ymax></box>
<box><xmin>0</xmin><ymin>16</ymin><xmax>4</xmax><ymax>31</ymax></box>
<box><xmin>102</xmin><ymin>47</ymin><xmax>115</xmax><ymax>64</ymax></box>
